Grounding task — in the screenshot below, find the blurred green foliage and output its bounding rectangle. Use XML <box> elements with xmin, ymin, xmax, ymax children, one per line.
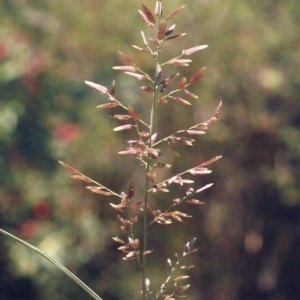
<box><xmin>0</xmin><ymin>0</ymin><xmax>299</xmax><ymax>299</ymax></box>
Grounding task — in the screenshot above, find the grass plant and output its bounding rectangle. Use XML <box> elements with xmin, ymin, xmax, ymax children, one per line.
<box><xmin>1</xmin><ymin>1</ymin><xmax>221</xmax><ymax>299</ymax></box>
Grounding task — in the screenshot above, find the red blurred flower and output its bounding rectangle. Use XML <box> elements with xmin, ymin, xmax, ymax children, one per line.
<box><xmin>54</xmin><ymin>123</ymin><xmax>81</xmax><ymax>144</ymax></box>
<box><xmin>19</xmin><ymin>219</ymin><xmax>40</xmax><ymax>239</ymax></box>
<box><xmin>33</xmin><ymin>201</ymin><xmax>51</xmax><ymax>221</ymax></box>
<box><xmin>0</xmin><ymin>42</ymin><xmax>8</xmax><ymax>60</ymax></box>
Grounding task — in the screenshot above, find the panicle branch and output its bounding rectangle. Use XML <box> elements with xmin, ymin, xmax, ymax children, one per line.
<box><xmin>156</xmin><ymin>237</ymin><xmax>197</xmax><ymax>299</ymax></box>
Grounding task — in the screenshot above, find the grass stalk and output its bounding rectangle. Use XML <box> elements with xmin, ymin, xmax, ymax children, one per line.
<box><xmin>0</xmin><ymin>229</ymin><xmax>103</xmax><ymax>300</ymax></box>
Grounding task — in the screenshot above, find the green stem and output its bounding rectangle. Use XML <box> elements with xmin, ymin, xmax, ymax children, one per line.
<box><xmin>142</xmin><ymin>75</ymin><xmax>156</xmax><ymax>300</ymax></box>
<box><xmin>142</xmin><ymin>29</ymin><xmax>162</xmax><ymax>300</ymax></box>
<box><xmin>0</xmin><ymin>229</ymin><xmax>103</xmax><ymax>300</ymax></box>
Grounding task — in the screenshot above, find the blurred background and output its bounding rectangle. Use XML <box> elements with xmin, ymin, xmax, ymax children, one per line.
<box><xmin>0</xmin><ymin>0</ymin><xmax>299</xmax><ymax>299</ymax></box>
